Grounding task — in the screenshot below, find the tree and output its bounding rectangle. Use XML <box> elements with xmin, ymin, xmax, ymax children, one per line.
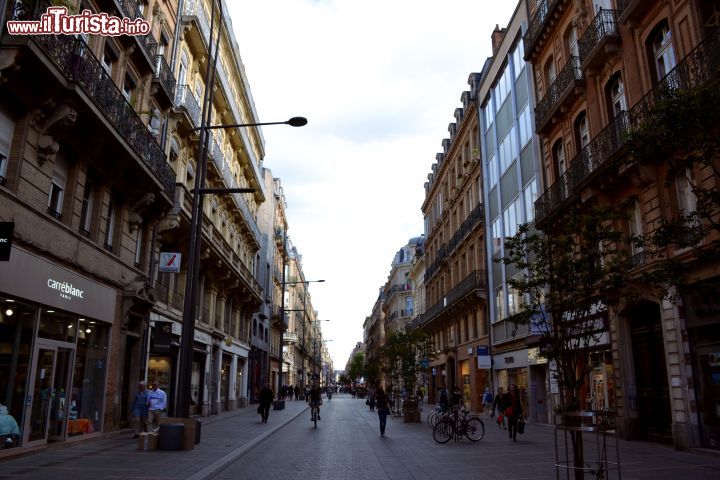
<box><xmin>621</xmin><ymin>83</ymin><xmax>720</xmax><ymax>301</ymax></box>
<box><xmin>380</xmin><ymin>329</ymin><xmax>432</xmax><ymax>397</ymax></box>
<box><xmin>502</xmin><ymin>204</ymin><xmax>633</xmax><ymax>479</ymax></box>
<box><xmin>346</xmin><ymin>352</ymin><xmax>365</xmax><ymax>384</ymax></box>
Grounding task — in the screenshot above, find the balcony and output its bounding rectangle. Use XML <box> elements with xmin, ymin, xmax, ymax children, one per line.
<box><xmin>535</xmin><ymin>56</ymin><xmax>585</xmax><ymax>133</ymax></box>
<box><xmin>420</xmin><ymin>270</ymin><xmax>487</xmax><ymax>329</ymax></box>
<box><xmin>578</xmin><ymin>9</ymin><xmax>621</xmax><ymax>72</ymax></box>
<box><xmin>116</xmin><ymin>0</ymin><xmax>157</xmax><ymax>69</ymax></box>
<box><xmin>174</xmin><ymin>85</ymin><xmax>201</xmax><ymax>128</ymax></box>
<box><xmin>523</xmin><ymin>0</ymin><xmax>569</xmax><ymax>61</ymax></box>
<box><xmin>13</xmin><ymin>9</ymin><xmax>175</xmax><ymax>196</ymax></box>
<box><xmin>152</xmin><ymin>55</ymin><xmax>176</xmax><ymax>107</ymax></box>
<box><xmin>425</xmin><ymin>203</ymin><xmax>484</xmax><ymax>282</ymax></box>
<box><xmin>535</xmin><ymin>26</ymin><xmax>720</xmax><ymax>224</ymax></box>
<box><xmin>617</xmin><ymin>0</ymin><xmax>651</xmax><ymax>25</ymax></box>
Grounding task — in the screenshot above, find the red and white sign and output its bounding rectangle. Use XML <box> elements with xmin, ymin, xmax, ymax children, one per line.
<box><xmin>159</xmin><ymin>252</ymin><xmax>181</xmax><ymax>273</ymax></box>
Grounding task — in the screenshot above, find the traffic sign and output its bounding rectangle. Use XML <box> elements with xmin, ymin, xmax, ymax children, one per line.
<box><xmin>159</xmin><ymin>252</ymin><xmax>181</xmax><ymax>273</ymax></box>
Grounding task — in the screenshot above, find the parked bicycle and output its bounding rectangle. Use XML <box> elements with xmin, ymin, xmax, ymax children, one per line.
<box><xmin>432</xmin><ymin>407</ymin><xmax>485</xmax><ymax>443</ymax></box>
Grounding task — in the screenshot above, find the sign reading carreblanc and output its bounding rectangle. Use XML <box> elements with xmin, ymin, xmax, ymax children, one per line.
<box><xmin>47</xmin><ymin>278</ymin><xmax>85</xmax><ymax>300</ymax></box>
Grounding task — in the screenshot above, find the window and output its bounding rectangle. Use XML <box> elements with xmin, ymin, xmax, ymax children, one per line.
<box><xmin>503</xmin><ymin>196</ymin><xmax>523</xmax><ymax>238</ymax></box>
<box><xmin>492</xmin><ymin>216</ymin><xmax>502</xmax><ymax>252</ymax></box>
<box><xmin>552</xmin><ymin>139</ymin><xmax>566</xmax><ymax>180</ymax></box>
<box><xmin>628</xmin><ymin>199</ymin><xmax>644</xmax><ymax>256</ymax></box>
<box><xmin>518</xmin><ymin>105</ymin><xmax>533</xmax><ymax>148</ymax></box>
<box><xmin>104</xmin><ymin>196</ymin><xmax>116</xmax><ymax>250</ymax></box>
<box><xmin>575</xmin><ymin>111</ymin><xmax>590</xmax><ymax>150</ymax></box>
<box><xmin>607</xmin><ymin>75</ymin><xmax>627</xmax><ymax>117</ymax></box>
<box><xmin>544</xmin><ymin>56</ymin><xmax>557</xmax><ymax>88</ymax></box>
<box><xmin>495</xmin><ymin>286</ymin><xmax>505</xmax><ymax>322</ymax></box>
<box><xmin>567</xmin><ymin>26</ymin><xmax>579</xmax><ymax>58</ymax></box>
<box><xmin>676</xmin><ymin>169</ymin><xmax>697</xmax><ymax>214</ymax></box>
<box><xmin>101</xmin><ymin>44</ymin><xmax>115</xmax><ymax>75</ymax></box>
<box><xmin>488</xmin><ymin>153</ymin><xmax>499</xmax><ymax>189</ymax></box>
<box><xmin>524</xmin><ymin>180</ymin><xmax>538</xmax><ymax>223</ymax></box>
<box><xmin>134</xmin><ymin>225</ymin><xmax>144</xmax><ymax>266</ymax></box>
<box><xmin>0</xmin><ymin>105</ymin><xmax>15</xmax><ymax>183</ymax></box>
<box><xmin>512</xmin><ymin>41</ymin><xmax>525</xmax><ymax>79</ymax></box>
<box><xmin>48</xmin><ymin>153</ymin><xmax>68</xmax><ymax>219</ymax></box>
<box><xmin>651</xmin><ymin>22</ymin><xmax>676</xmax><ymax>81</ymax></box>
<box><xmin>79</xmin><ymin>178</ymin><xmax>94</xmax><ymax>235</ymax></box>
<box><xmin>508</xmin><ymin>283</ymin><xmax>522</xmax><ymax>316</ymax></box>
<box><xmin>122</xmin><ymin>74</ymin><xmax>136</xmax><ymax>102</ymax></box>
<box><xmin>498</xmin><ymin>126</ymin><xmax>518</xmax><ymax>175</ymax></box>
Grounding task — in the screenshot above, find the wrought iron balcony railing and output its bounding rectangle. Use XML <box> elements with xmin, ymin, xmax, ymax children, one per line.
<box><xmin>523</xmin><ymin>0</ymin><xmax>561</xmax><ymax>59</ymax></box>
<box><xmin>153</xmin><ymin>55</ymin><xmax>176</xmax><ymax>100</ymax></box>
<box><xmin>419</xmin><ymin>270</ymin><xmax>487</xmax><ymax>328</ymax></box>
<box><xmin>535</xmin><ymin>56</ymin><xmax>584</xmax><ymax>131</ymax></box>
<box><xmin>425</xmin><ymin>203</ymin><xmax>484</xmax><ymax>282</ymax></box>
<box><xmin>117</xmin><ymin>0</ymin><xmax>157</xmax><ymax>61</ymax></box>
<box><xmin>578</xmin><ymin>9</ymin><xmax>620</xmax><ymax>69</ymax></box>
<box><xmin>17</xmin><ymin>25</ymin><xmax>175</xmax><ymax>195</ymax></box>
<box><xmin>535</xmin><ymin>26</ymin><xmax>720</xmax><ymax>223</ymax></box>
<box><xmin>175</xmin><ymin>85</ymin><xmax>201</xmax><ymax>127</ymax></box>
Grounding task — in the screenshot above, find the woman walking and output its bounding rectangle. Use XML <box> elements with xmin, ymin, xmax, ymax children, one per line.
<box><xmin>375</xmin><ymin>387</ymin><xmax>390</xmax><ymax>436</ymax></box>
<box><xmin>506</xmin><ymin>384</ymin><xmax>523</xmax><ymax>442</ymax></box>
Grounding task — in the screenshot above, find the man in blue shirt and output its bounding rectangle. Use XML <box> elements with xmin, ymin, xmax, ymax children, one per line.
<box><xmin>130</xmin><ymin>381</ymin><xmax>148</xmax><ymax>438</ymax></box>
<box><xmin>147</xmin><ymin>381</ymin><xmax>167</xmax><ymax>432</ymax></box>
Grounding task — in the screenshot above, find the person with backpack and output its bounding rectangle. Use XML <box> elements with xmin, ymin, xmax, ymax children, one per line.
<box><xmin>492</xmin><ymin>386</ymin><xmax>506</xmax><ymax>429</ymax></box>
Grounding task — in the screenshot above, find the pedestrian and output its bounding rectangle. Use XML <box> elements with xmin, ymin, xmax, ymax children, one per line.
<box><xmin>438</xmin><ymin>385</ymin><xmax>449</xmax><ymax>412</ymax></box>
<box><xmin>482</xmin><ymin>386</ymin><xmax>493</xmax><ymax>418</ymax></box>
<box><xmin>258</xmin><ymin>383</ymin><xmax>274</xmax><ymax>423</ymax></box>
<box><xmin>0</xmin><ymin>404</ymin><xmax>20</xmax><ymax>448</ymax></box>
<box><xmin>287</xmin><ymin>385</ymin><xmax>294</xmax><ymax>401</ymax></box>
<box><xmin>294</xmin><ymin>385</ymin><xmax>300</xmax><ymax>400</ymax></box>
<box><xmin>147</xmin><ymin>381</ymin><xmax>167</xmax><ymax>432</ymax></box>
<box><xmin>492</xmin><ymin>386</ymin><xmax>506</xmax><ymax>429</ymax></box>
<box><xmin>130</xmin><ymin>381</ymin><xmax>148</xmax><ymax>438</ymax></box>
<box><xmin>506</xmin><ymin>384</ymin><xmax>523</xmax><ymax>442</ymax></box>
<box><xmin>368</xmin><ymin>386</ymin><xmax>376</xmax><ymax>411</ymax></box>
<box><xmin>451</xmin><ymin>386</ymin><xmax>462</xmax><ymax>409</ymax></box>
<box><xmin>416</xmin><ymin>386</ymin><xmax>424</xmax><ymax>408</ymax></box>
<box><xmin>375</xmin><ymin>387</ymin><xmax>390</xmax><ymax>436</ymax></box>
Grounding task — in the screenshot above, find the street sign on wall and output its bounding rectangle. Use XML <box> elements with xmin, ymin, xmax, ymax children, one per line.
<box><xmin>477</xmin><ymin>345</ymin><xmax>491</xmax><ymax>369</ymax></box>
<box><xmin>159</xmin><ymin>252</ymin><xmax>181</xmax><ymax>273</ymax></box>
<box><xmin>0</xmin><ymin>222</ymin><xmax>14</xmax><ymax>261</ymax></box>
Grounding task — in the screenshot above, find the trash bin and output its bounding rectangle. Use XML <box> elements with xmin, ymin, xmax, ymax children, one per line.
<box><xmin>158</xmin><ymin>423</ymin><xmax>184</xmax><ymax>450</ymax></box>
<box><xmin>195</xmin><ymin>419</ymin><xmax>201</xmax><ymax>444</ymax></box>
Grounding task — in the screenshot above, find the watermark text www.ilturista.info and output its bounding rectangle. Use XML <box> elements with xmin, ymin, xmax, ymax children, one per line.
<box><xmin>7</xmin><ymin>7</ymin><xmax>150</xmax><ymax>36</ymax></box>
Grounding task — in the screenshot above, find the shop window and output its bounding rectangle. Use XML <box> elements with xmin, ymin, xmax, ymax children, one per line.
<box><xmin>0</xmin><ymin>297</ymin><xmax>36</xmax><ymax>445</ymax></box>
<box><xmin>70</xmin><ymin>320</ymin><xmax>109</xmax><ymax>436</ymax></box>
<box><xmin>38</xmin><ymin>309</ymin><xmax>77</xmax><ymax>343</ymax></box>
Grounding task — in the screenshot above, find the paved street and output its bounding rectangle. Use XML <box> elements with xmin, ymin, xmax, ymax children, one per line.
<box><xmin>1</xmin><ymin>394</ymin><xmax>719</xmax><ymax>479</ymax></box>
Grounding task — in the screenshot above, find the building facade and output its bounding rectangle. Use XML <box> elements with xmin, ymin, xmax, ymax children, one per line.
<box><xmin>476</xmin><ymin>2</ymin><xmax>545</xmax><ymax>423</ymax></box>
<box><xmin>419</xmin><ymin>79</ymin><xmax>490</xmax><ymax>412</ymax></box>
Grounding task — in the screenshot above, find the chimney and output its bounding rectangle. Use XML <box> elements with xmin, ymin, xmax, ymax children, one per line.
<box><xmin>491</xmin><ymin>24</ymin><xmax>507</xmax><ymax>56</ymax></box>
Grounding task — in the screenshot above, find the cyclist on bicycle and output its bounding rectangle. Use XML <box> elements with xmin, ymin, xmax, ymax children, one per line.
<box><xmin>309</xmin><ymin>384</ymin><xmax>322</xmax><ymax>421</ymax></box>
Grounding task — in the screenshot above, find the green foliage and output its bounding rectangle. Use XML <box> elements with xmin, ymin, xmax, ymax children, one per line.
<box><xmin>501</xmin><ymin>205</ymin><xmax>633</xmax><ymax>409</ymax></box>
<box><xmin>622</xmin><ymin>84</ymin><xmax>720</xmax><ymax>300</ymax></box>
<box><xmin>380</xmin><ymin>329</ymin><xmax>432</xmax><ymax>394</ymax></box>
<box><xmin>346</xmin><ymin>353</ymin><xmax>364</xmax><ymax>383</ymax></box>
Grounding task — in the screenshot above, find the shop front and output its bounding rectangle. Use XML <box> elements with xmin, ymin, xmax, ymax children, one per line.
<box><xmin>493</xmin><ymin>348</ymin><xmax>529</xmax><ymax>416</ymax></box>
<box><xmin>0</xmin><ymin>247</ymin><xmax>116</xmax><ymax>449</ymax></box>
<box><xmin>686</xmin><ymin>294</ymin><xmax>720</xmax><ymax>450</ymax></box>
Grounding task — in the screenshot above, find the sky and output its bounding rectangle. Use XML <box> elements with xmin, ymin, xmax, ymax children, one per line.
<box><xmin>227</xmin><ymin>0</ymin><xmax>520</xmax><ymax>368</ymax></box>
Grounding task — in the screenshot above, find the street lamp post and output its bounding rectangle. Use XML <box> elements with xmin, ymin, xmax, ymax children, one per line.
<box><xmin>174</xmin><ymin>0</ymin><xmax>307</xmax><ymax>419</ymax></box>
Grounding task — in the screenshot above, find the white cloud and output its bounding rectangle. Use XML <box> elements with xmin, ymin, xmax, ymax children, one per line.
<box><xmin>227</xmin><ymin>0</ymin><xmax>520</xmax><ymax>368</ymax></box>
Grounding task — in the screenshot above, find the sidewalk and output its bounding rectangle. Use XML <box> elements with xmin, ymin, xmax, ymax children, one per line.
<box><xmin>0</xmin><ymin>400</ymin><xmax>309</xmax><ymax>480</ymax></box>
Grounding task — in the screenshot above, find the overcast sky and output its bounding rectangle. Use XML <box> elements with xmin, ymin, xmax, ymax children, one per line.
<box><xmin>227</xmin><ymin>0</ymin><xmax>520</xmax><ymax>368</ymax></box>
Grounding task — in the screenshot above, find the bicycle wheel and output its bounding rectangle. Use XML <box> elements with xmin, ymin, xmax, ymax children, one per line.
<box><xmin>426</xmin><ymin>410</ymin><xmax>438</xmax><ymax>429</ymax></box>
<box><xmin>432</xmin><ymin>418</ymin><xmax>454</xmax><ymax>444</ymax></box>
<box><xmin>464</xmin><ymin>417</ymin><xmax>485</xmax><ymax>442</ymax></box>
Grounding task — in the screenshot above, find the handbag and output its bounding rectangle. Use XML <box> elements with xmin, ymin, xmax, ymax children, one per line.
<box><xmin>517</xmin><ymin>418</ymin><xmax>526</xmax><ymax>434</ymax></box>
<box><xmin>504</xmin><ymin>406</ymin><xmax>514</xmax><ymax>417</ymax></box>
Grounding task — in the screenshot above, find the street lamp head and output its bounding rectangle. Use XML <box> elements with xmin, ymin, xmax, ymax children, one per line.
<box><xmin>286</xmin><ymin>116</ymin><xmax>308</xmax><ymax>127</ymax></box>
